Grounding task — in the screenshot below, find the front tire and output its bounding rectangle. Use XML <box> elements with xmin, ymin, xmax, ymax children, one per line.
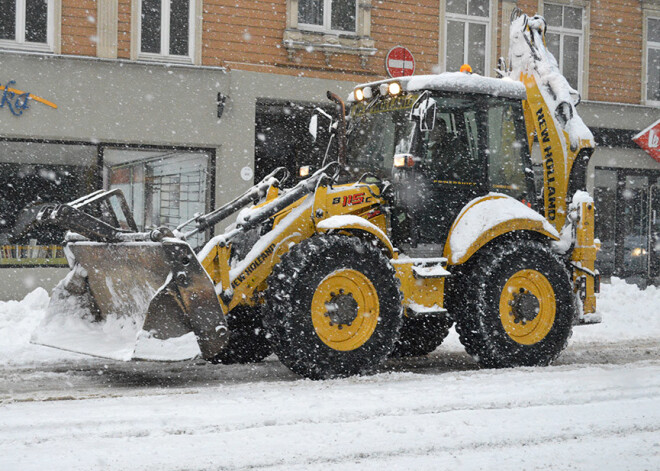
<box><xmin>453</xmin><ymin>240</ymin><xmax>576</xmax><ymax>368</ymax></box>
<box><xmin>264</xmin><ymin>235</ymin><xmax>403</xmax><ymax>379</ymax></box>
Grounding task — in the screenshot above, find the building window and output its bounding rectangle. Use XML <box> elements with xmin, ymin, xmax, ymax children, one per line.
<box><xmin>0</xmin><ymin>0</ymin><xmax>55</xmax><ymax>52</ymax></box>
<box><xmin>284</xmin><ymin>0</ymin><xmax>374</xmax><ymax>65</ymax></box>
<box><xmin>298</xmin><ymin>0</ymin><xmax>356</xmax><ymax>34</ymax></box>
<box><xmin>139</xmin><ymin>0</ymin><xmax>194</xmax><ymax>62</ymax></box>
<box><xmin>0</xmin><ymin>140</ymin><xmax>98</xmax><ymax>267</ymax></box>
<box><xmin>646</xmin><ymin>17</ymin><xmax>660</xmax><ymax>105</ymax></box>
<box><xmin>544</xmin><ymin>3</ymin><xmax>584</xmax><ymax>92</ymax></box>
<box><xmin>445</xmin><ymin>0</ymin><xmax>490</xmax><ymax>76</ymax></box>
<box><xmin>103</xmin><ymin>148</ymin><xmax>212</xmax><ymax>249</ymax></box>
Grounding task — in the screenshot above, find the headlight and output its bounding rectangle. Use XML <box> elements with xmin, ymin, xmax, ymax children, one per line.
<box><xmin>393</xmin><ymin>153</ymin><xmax>415</xmax><ymax>168</ymax></box>
<box><xmin>388</xmin><ymin>82</ymin><xmax>402</xmax><ymax>95</ymax></box>
<box><xmin>354</xmin><ymin>88</ymin><xmax>364</xmax><ymax>101</ymax></box>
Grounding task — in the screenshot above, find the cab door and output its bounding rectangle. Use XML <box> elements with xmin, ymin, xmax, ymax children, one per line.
<box><xmin>411</xmin><ymin>96</ymin><xmax>487</xmax><ymax>248</ymax></box>
<box><xmin>485</xmin><ymin>100</ymin><xmax>536</xmax><ymax>207</ymax></box>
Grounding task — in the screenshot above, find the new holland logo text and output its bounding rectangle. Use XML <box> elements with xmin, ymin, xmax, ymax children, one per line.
<box><xmin>536</xmin><ymin>107</ymin><xmax>556</xmax><ymax>221</ymax></box>
<box><xmin>231</xmin><ymin>243</ymin><xmax>276</xmax><ymax>289</ymax></box>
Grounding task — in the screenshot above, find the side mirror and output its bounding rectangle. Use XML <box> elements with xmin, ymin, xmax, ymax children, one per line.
<box><xmin>418</xmin><ymin>100</ymin><xmax>437</xmax><ymax>132</ymax></box>
<box><xmin>410</xmin><ymin>92</ymin><xmax>436</xmax><ymax>132</ymax></box>
<box><xmin>309</xmin><ymin>114</ymin><xmax>318</xmax><ymax>141</ymax></box>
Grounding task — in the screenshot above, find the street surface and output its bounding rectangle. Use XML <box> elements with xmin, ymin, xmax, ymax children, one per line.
<box><xmin>1</xmin><ymin>335</ymin><xmax>658</xmax><ymax>470</ymax></box>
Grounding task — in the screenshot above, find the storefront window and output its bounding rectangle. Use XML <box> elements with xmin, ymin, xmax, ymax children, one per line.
<box><xmin>103</xmin><ymin>148</ymin><xmax>211</xmax><ymax>249</ymax></box>
<box><xmin>594</xmin><ymin>168</ymin><xmax>617</xmax><ymax>276</ymax></box>
<box><xmin>255</xmin><ymin>100</ymin><xmax>334</xmax><ymax>185</ymax></box>
<box><xmin>595</xmin><ymin>167</ymin><xmax>660</xmax><ymax>284</ymax></box>
<box><xmin>0</xmin><ymin>141</ymin><xmax>98</xmax><ymax>266</ymax></box>
<box><xmin>622</xmin><ymin>175</ymin><xmax>650</xmax><ymax>277</ymax></box>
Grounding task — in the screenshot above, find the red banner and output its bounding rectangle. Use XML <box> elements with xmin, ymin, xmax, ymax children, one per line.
<box><xmin>633</xmin><ymin>118</ymin><xmax>660</xmax><ymax>163</ymax></box>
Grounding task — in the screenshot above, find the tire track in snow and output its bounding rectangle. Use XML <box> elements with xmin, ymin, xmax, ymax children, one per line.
<box><xmin>2</xmin><ymin>362</ymin><xmax>658</xmax><ymax>446</ymax></box>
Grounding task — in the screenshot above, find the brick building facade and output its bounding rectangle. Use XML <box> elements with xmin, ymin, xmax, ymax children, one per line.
<box><xmin>0</xmin><ymin>0</ymin><xmax>659</xmax><ymax>297</ymax></box>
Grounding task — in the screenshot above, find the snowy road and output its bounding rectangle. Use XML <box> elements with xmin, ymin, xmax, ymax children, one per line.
<box><xmin>0</xmin><ymin>278</ymin><xmax>659</xmax><ymax>470</ymax></box>
<box><xmin>1</xmin><ymin>338</ymin><xmax>659</xmax><ymax>470</ymax></box>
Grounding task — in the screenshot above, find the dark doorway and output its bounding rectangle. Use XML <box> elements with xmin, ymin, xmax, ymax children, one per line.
<box><xmin>594</xmin><ymin>167</ymin><xmax>660</xmax><ymax>285</ymax></box>
<box><xmin>254</xmin><ymin>100</ymin><xmax>335</xmax><ymax>186</ymax></box>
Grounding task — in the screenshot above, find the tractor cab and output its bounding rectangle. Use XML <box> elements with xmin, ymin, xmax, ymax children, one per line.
<box><xmin>345</xmin><ymin>73</ymin><xmax>537</xmax><ymax>253</ymax></box>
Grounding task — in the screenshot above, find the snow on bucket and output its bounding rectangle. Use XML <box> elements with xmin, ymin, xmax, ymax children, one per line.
<box><xmin>31</xmin><ymin>240</ymin><xmax>228</xmax><ymax>361</ymax></box>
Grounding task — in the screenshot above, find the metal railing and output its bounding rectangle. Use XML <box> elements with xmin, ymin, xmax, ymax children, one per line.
<box><xmin>0</xmin><ymin>245</ymin><xmax>67</xmax><ymax>266</ymax></box>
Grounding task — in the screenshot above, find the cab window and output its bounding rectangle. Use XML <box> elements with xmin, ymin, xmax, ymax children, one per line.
<box><xmin>486</xmin><ymin>102</ymin><xmax>531</xmax><ymax>201</ymax></box>
<box><xmin>419</xmin><ymin>97</ymin><xmax>483</xmax><ymax>185</ymax></box>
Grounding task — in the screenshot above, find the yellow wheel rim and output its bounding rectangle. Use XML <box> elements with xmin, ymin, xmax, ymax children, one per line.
<box><xmin>311</xmin><ymin>269</ymin><xmax>380</xmax><ymax>351</ymax></box>
<box><xmin>499</xmin><ymin>269</ymin><xmax>556</xmax><ymax>346</ymax></box>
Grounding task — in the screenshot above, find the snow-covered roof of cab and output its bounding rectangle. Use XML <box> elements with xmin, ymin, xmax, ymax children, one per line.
<box><xmin>349</xmin><ymin>72</ymin><xmax>527</xmax><ymax>102</ymax></box>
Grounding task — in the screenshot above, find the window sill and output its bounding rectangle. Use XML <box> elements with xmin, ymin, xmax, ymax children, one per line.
<box><xmin>0</xmin><ymin>40</ymin><xmax>53</xmax><ymax>54</ymax></box>
<box><xmin>136</xmin><ymin>53</ymin><xmax>194</xmax><ymax>65</ymax></box>
<box><xmin>283</xmin><ymin>29</ymin><xmax>376</xmax><ymax>66</ymax></box>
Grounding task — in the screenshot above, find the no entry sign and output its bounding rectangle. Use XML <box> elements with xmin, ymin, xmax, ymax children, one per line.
<box><xmin>386</xmin><ymin>46</ymin><xmax>415</xmax><ymax>78</ymax></box>
<box><xmin>633</xmin><ymin>118</ymin><xmax>660</xmax><ymax>163</ymax></box>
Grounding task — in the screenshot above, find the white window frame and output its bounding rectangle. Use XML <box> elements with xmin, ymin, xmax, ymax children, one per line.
<box><xmin>136</xmin><ymin>0</ymin><xmax>196</xmax><ymax>64</ymax></box>
<box><xmin>538</xmin><ymin>0</ymin><xmax>590</xmax><ymax>98</ymax></box>
<box><xmin>543</xmin><ymin>2</ymin><xmax>585</xmax><ymax>94</ymax></box>
<box><xmin>0</xmin><ymin>0</ymin><xmax>58</xmax><ymax>53</ymax></box>
<box><xmin>644</xmin><ymin>14</ymin><xmax>660</xmax><ymax>107</ymax></box>
<box><xmin>445</xmin><ymin>11</ymin><xmax>491</xmax><ymax>75</ymax></box>
<box><xmin>298</xmin><ymin>0</ymin><xmax>358</xmax><ymax>35</ymax></box>
<box><xmin>439</xmin><ymin>0</ymin><xmax>496</xmax><ymax>77</ymax></box>
<box><xmin>284</xmin><ymin>0</ymin><xmax>374</xmax><ymax>66</ymax></box>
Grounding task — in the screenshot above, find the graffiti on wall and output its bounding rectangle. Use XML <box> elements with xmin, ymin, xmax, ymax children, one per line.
<box><xmin>0</xmin><ymin>80</ymin><xmax>58</xmax><ymax>116</ymax></box>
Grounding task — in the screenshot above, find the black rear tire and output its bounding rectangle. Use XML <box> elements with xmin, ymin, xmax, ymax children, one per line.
<box><xmin>390</xmin><ymin>314</ymin><xmax>452</xmax><ymax>358</ymax></box>
<box><xmin>212</xmin><ymin>305</ymin><xmax>272</xmax><ymax>365</ymax></box>
<box><xmin>452</xmin><ymin>239</ymin><xmax>576</xmax><ymax>368</ymax></box>
<box><xmin>264</xmin><ymin>235</ymin><xmax>403</xmax><ymax>379</ymax></box>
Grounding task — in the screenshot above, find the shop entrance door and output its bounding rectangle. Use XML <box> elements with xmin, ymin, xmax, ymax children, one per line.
<box><xmin>254</xmin><ymin>100</ymin><xmax>334</xmax><ymax>185</ymax></box>
<box><xmin>650</xmin><ymin>184</ymin><xmax>660</xmax><ymax>283</ymax></box>
<box><xmin>619</xmin><ymin>174</ymin><xmax>651</xmax><ymax>281</ymax></box>
<box><xmin>594</xmin><ymin>168</ymin><xmax>660</xmax><ymax>285</ymax></box>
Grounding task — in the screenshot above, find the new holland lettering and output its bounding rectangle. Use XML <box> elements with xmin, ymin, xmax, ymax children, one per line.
<box><xmin>537</xmin><ymin>108</ymin><xmax>557</xmax><ymax>221</ymax></box>
<box><xmin>231</xmin><ymin>243</ymin><xmax>277</xmax><ymax>289</ymax></box>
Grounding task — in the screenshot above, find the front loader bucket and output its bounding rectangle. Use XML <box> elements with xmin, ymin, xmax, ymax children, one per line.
<box><xmin>31</xmin><ymin>239</ymin><xmax>228</xmax><ymax>361</ymax></box>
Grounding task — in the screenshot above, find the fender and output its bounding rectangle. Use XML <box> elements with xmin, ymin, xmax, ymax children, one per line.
<box><xmin>444</xmin><ymin>194</ymin><xmax>560</xmax><ymax>265</ymax></box>
<box><xmin>316</xmin><ymin>214</ymin><xmax>395</xmax><ymax>257</ymax></box>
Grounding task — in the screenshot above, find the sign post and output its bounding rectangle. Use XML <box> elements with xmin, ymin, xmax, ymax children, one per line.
<box><xmin>386</xmin><ymin>47</ymin><xmax>415</xmax><ymax>78</ymax></box>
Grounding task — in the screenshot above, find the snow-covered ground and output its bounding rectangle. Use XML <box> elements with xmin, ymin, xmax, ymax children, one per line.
<box><xmin>0</xmin><ymin>278</ymin><xmax>658</xmax><ymax>470</ymax></box>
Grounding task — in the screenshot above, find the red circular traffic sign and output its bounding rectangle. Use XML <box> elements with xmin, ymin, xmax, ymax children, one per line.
<box><xmin>386</xmin><ymin>46</ymin><xmax>415</xmax><ymax>78</ymax></box>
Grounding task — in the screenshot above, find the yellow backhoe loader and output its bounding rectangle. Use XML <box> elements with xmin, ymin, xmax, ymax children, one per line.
<box><xmin>31</xmin><ymin>10</ymin><xmax>600</xmax><ymax>379</ymax></box>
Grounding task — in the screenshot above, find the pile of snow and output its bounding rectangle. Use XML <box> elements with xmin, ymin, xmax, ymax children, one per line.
<box><xmin>0</xmin><ymin>288</ymin><xmax>82</xmax><ymax>365</ymax></box>
<box><xmin>508</xmin><ymin>14</ymin><xmax>594</xmax><ymax>150</ymax></box>
<box><xmin>573</xmin><ymin>277</ymin><xmax>660</xmax><ymax>342</ymax></box>
<box><xmin>0</xmin><ymin>278</ymin><xmax>657</xmax><ymax>367</ymax></box>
